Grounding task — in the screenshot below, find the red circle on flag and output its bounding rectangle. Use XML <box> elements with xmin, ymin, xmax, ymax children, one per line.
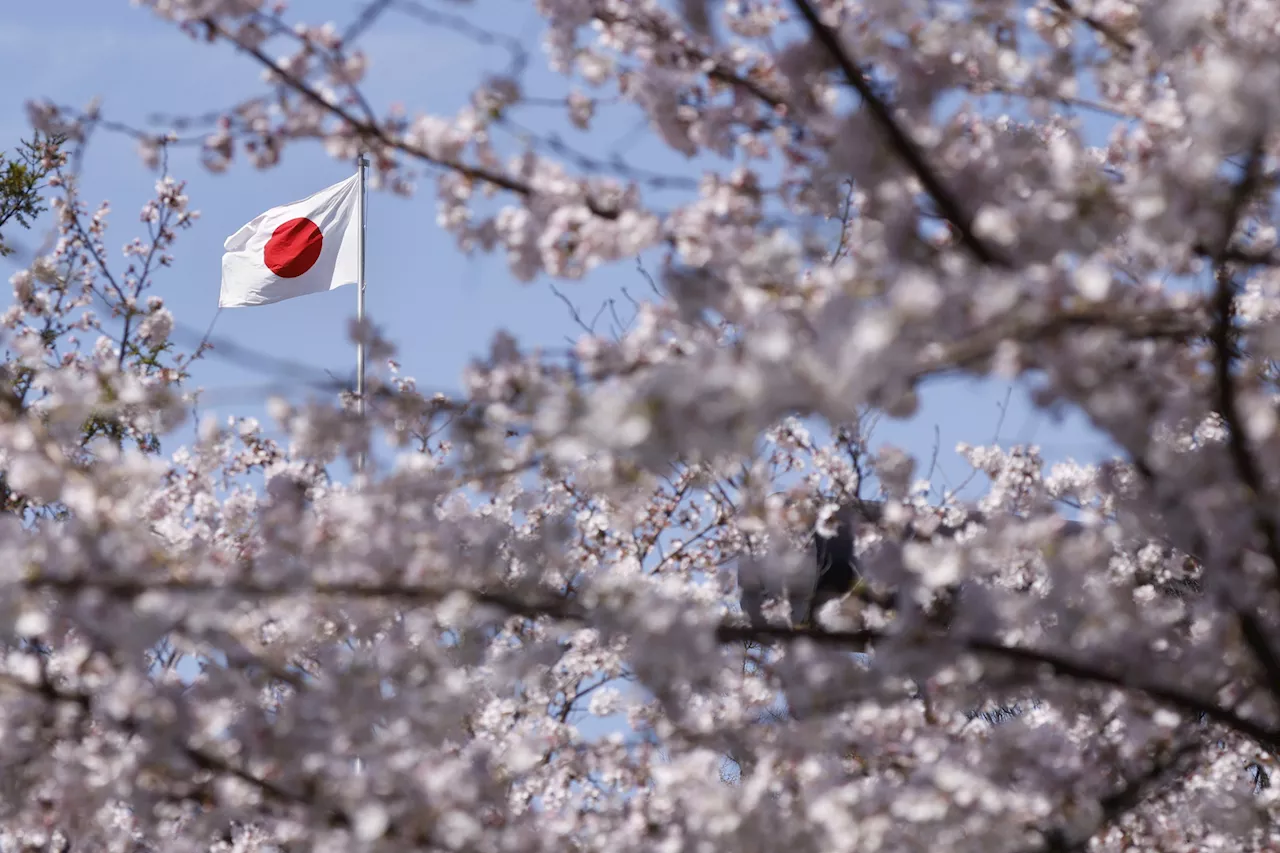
<box><xmin>263</xmin><ymin>217</ymin><xmax>324</xmax><ymax>278</ymax></box>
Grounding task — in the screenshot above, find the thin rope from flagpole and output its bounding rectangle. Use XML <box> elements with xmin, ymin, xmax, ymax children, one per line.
<box><xmin>356</xmin><ymin>154</ymin><xmax>369</xmax><ymax>475</ymax></box>
<box><xmin>353</xmin><ymin>151</ymin><xmax>369</xmax><ymax>769</ymax></box>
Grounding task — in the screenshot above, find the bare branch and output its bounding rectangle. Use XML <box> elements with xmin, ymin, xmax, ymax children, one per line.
<box><xmin>199</xmin><ymin>17</ymin><xmax>624</xmax><ymax>219</ymax></box>
<box><xmin>789</xmin><ymin>0</ymin><xmax>1009</xmax><ymax>267</ymax></box>
<box><xmin>714</xmin><ymin>624</ymin><xmax>1280</xmax><ymax>753</ymax></box>
<box><xmin>1047</xmin><ymin>0</ymin><xmax>1136</xmax><ymax>57</ymax></box>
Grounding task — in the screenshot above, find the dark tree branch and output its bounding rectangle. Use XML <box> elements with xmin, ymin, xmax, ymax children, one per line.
<box><xmin>1048</xmin><ymin>0</ymin><xmax>1136</xmax><ymax>57</ymax></box>
<box><xmin>199</xmin><ymin>17</ymin><xmax>625</xmax><ymax>220</ymax></box>
<box><xmin>1034</xmin><ymin>737</ymin><xmax>1204</xmax><ymax>853</ymax></box>
<box><xmin>789</xmin><ymin>0</ymin><xmax>1009</xmax><ymax>267</ymax></box>
<box><xmin>341</xmin><ymin>0</ymin><xmax>393</xmax><ymax>45</ymax></box>
<box><xmin>1206</xmin><ymin>142</ymin><xmax>1280</xmax><ymax>700</ymax></box>
<box><xmin>0</xmin><ymin>671</ymin><xmax>435</xmax><ymax>847</ymax></box>
<box><xmin>714</xmin><ymin>623</ymin><xmax>1280</xmax><ymax>753</ymax></box>
<box><xmin>907</xmin><ymin>302</ymin><xmax>1209</xmax><ymax>384</ymax></box>
<box><xmin>25</xmin><ymin>573</ymin><xmax>586</xmax><ymax>624</ymax></box>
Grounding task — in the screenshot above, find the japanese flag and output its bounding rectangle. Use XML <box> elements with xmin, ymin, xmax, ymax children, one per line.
<box><xmin>219</xmin><ymin>173</ymin><xmax>361</xmax><ymax>308</ymax></box>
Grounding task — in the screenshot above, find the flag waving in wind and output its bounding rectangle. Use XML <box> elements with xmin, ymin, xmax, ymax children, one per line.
<box><xmin>219</xmin><ymin>173</ymin><xmax>362</xmax><ymax>308</ymax></box>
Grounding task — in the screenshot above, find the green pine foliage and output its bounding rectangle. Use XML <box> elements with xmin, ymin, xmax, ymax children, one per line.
<box><xmin>0</xmin><ymin>132</ymin><xmax>63</xmax><ymax>258</ymax></box>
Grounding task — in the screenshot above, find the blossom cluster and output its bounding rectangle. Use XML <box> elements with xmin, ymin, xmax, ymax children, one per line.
<box><xmin>6</xmin><ymin>0</ymin><xmax>1280</xmax><ymax>851</ymax></box>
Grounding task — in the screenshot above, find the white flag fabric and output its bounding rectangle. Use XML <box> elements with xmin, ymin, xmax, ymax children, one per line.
<box><xmin>219</xmin><ymin>173</ymin><xmax>361</xmax><ymax>308</ymax></box>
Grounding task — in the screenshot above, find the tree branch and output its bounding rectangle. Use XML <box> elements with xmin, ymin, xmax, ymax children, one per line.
<box><xmin>789</xmin><ymin>0</ymin><xmax>1008</xmax><ymax>267</ymax></box>
<box><xmin>201</xmin><ymin>17</ymin><xmax>625</xmax><ymax>220</ymax></box>
<box><xmin>907</xmin><ymin>302</ymin><xmax>1209</xmax><ymax>385</ymax></box>
<box><xmin>1034</xmin><ymin>737</ymin><xmax>1204</xmax><ymax>853</ymax></box>
<box><xmin>1206</xmin><ymin>142</ymin><xmax>1280</xmax><ymax>699</ymax></box>
<box><xmin>715</xmin><ymin>624</ymin><xmax>1280</xmax><ymax>752</ymax></box>
<box><xmin>0</xmin><ymin>671</ymin><xmax>435</xmax><ymax>846</ymax></box>
<box><xmin>1047</xmin><ymin>0</ymin><xmax>1135</xmax><ymax>57</ymax></box>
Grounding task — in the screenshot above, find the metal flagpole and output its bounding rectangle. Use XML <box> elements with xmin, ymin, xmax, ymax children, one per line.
<box><xmin>355</xmin><ymin>154</ymin><xmax>369</xmax><ymax>475</ymax></box>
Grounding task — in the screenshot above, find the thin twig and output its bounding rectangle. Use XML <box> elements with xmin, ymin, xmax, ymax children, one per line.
<box><xmin>200</xmin><ymin>18</ymin><xmax>622</xmax><ymax>220</ymax></box>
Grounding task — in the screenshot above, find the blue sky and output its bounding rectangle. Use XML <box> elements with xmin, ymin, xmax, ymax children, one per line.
<box><xmin>0</xmin><ymin>0</ymin><xmax>1115</xmax><ymax>489</ymax></box>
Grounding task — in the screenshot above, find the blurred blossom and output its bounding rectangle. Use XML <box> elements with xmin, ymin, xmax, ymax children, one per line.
<box><xmin>3</xmin><ymin>0</ymin><xmax>1280</xmax><ymax>851</ymax></box>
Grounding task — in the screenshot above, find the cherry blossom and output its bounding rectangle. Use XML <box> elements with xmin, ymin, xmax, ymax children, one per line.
<box><xmin>6</xmin><ymin>0</ymin><xmax>1280</xmax><ymax>851</ymax></box>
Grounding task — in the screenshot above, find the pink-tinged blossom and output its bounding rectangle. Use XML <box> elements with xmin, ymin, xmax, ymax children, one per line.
<box><xmin>6</xmin><ymin>0</ymin><xmax>1280</xmax><ymax>850</ymax></box>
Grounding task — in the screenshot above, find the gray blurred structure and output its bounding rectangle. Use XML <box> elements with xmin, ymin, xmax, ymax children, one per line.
<box><xmin>733</xmin><ymin>498</ymin><xmax>1198</xmax><ymax>630</ymax></box>
<box><xmin>738</xmin><ymin>499</ymin><xmax>980</xmax><ymax>628</ymax></box>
